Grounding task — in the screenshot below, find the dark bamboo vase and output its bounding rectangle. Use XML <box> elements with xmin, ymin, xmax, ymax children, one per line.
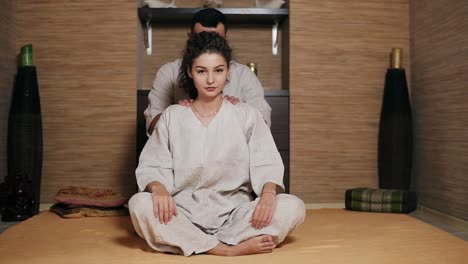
<box><xmin>378</xmin><ymin>48</ymin><xmax>413</xmax><ymax>190</ymax></box>
<box><xmin>2</xmin><ymin>45</ymin><xmax>43</xmax><ymax>221</ymax></box>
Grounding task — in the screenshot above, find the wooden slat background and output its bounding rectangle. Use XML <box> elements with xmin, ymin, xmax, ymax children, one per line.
<box><xmin>410</xmin><ymin>0</ymin><xmax>468</xmax><ymax>220</ymax></box>
<box><xmin>289</xmin><ymin>0</ymin><xmax>410</xmax><ymax>202</ymax></box>
<box><xmin>10</xmin><ymin>0</ymin><xmax>412</xmax><ymax>204</ymax></box>
<box><xmin>15</xmin><ymin>0</ymin><xmax>137</xmax><ymax>202</ymax></box>
<box><xmin>0</xmin><ymin>0</ymin><xmax>16</xmax><ymax>184</ymax></box>
<box><xmin>13</xmin><ymin>0</ymin><xmax>467</xmax><ymax>219</ymax></box>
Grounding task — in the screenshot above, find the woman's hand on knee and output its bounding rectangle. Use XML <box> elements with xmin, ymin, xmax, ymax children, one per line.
<box><xmin>150</xmin><ymin>184</ymin><xmax>178</xmax><ymax>224</ymax></box>
<box><xmin>250</xmin><ymin>193</ymin><xmax>277</xmax><ymax>229</ymax></box>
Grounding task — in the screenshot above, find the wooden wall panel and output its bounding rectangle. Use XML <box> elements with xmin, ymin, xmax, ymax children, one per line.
<box><xmin>410</xmin><ymin>0</ymin><xmax>468</xmax><ymax>220</ymax></box>
<box><xmin>16</xmin><ymin>0</ymin><xmax>137</xmax><ymax>202</ymax></box>
<box><xmin>289</xmin><ymin>0</ymin><xmax>410</xmax><ymax>202</ymax></box>
<box><xmin>0</xmin><ymin>0</ymin><xmax>16</xmax><ymax>184</ymax></box>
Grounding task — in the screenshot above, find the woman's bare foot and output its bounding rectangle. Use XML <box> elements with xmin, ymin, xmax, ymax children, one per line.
<box><xmin>207</xmin><ymin>235</ymin><xmax>275</xmax><ymax>256</ymax></box>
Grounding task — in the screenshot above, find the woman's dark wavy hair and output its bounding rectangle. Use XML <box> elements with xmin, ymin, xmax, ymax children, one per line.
<box><xmin>178</xmin><ymin>31</ymin><xmax>232</xmax><ymax>99</ymax></box>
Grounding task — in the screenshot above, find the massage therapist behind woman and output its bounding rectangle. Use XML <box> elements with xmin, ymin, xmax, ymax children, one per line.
<box><xmin>129</xmin><ymin>32</ymin><xmax>305</xmax><ymax>257</ymax></box>
<box><xmin>144</xmin><ymin>8</ymin><xmax>272</xmax><ymax>136</ymax></box>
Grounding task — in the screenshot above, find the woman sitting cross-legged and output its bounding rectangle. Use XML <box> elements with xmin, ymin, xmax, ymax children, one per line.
<box><xmin>128</xmin><ymin>31</ymin><xmax>305</xmax><ymax>257</ymax></box>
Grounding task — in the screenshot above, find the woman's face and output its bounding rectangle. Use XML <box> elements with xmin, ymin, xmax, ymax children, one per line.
<box><xmin>188</xmin><ymin>52</ymin><xmax>229</xmax><ymax>100</ymax></box>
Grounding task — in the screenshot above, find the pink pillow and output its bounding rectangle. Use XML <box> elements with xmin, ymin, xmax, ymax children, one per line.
<box><xmin>54</xmin><ymin>186</ymin><xmax>127</xmax><ymax>208</ymax></box>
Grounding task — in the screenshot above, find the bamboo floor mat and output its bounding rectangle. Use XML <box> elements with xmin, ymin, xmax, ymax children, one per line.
<box><xmin>0</xmin><ymin>209</ymin><xmax>467</xmax><ymax>264</ymax></box>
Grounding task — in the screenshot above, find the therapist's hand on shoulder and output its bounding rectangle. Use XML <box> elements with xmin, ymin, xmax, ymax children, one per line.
<box><xmin>178</xmin><ymin>98</ymin><xmax>194</xmax><ymax>106</ymax></box>
<box><xmin>223</xmin><ymin>95</ymin><xmax>240</xmax><ymax>105</ymax></box>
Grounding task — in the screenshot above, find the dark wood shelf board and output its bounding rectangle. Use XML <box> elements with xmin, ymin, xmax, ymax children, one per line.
<box><xmin>265</xmin><ymin>90</ymin><xmax>289</xmax><ymax>97</ymax></box>
<box><xmin>138</xmin><ymin>7</ymin><xmax>289</xmax><ymax>25</ymax></box>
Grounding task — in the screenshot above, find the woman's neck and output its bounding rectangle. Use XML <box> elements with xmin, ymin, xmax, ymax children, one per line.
<box><xmin>193</xmin><ymin>94</ymin><xmax>223</xmax><ymax>113</ymax></box>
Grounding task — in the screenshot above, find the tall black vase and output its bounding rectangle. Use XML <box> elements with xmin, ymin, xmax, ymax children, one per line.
<box><xmin>2</xmin><ymin>45</ymin><xmax>43</xmax><ymax>221</ymax></box>
<box><xmin>378</xmin><ymin>48</ymin><xmax>413</xmax><ymax>190</ymax></box>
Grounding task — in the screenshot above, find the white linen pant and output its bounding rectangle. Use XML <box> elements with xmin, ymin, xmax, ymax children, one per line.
<box><xmin>128</xmin><ymin>192</ymin><xmax>305</xmax><ymax>256</ymax></box>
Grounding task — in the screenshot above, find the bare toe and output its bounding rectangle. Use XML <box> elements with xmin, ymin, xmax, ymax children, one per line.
<box><xmin>262</xmin><ymin>235</ymin><xmax>273</xmax><ymax>243</ymax></box>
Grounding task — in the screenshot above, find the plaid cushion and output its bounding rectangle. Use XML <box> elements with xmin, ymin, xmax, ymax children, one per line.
<box><xmin>345</xmin><ymin>188</ymin><xmax>417</xmax><ymax>213</ymax></box>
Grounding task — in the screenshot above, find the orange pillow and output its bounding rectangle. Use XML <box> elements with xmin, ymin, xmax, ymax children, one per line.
<box><xmin>54</xmin><ymin>186</ymin><xmax>128</xmax><ymax>208</ymax></box>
